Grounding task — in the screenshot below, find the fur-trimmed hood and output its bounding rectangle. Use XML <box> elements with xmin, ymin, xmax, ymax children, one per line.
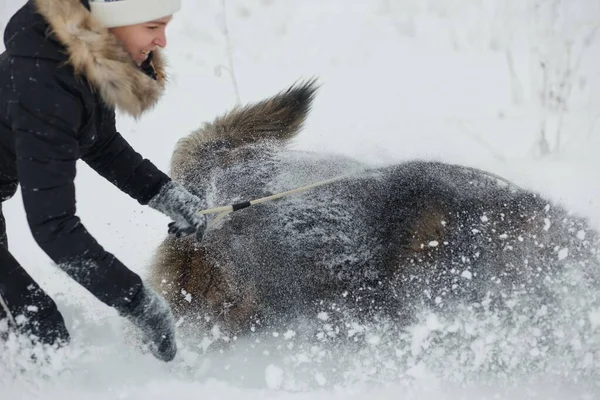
<box><xmin>5</xmin><ymin>0</ymin><xmax>168</xmax><ymax>118</ymax></box>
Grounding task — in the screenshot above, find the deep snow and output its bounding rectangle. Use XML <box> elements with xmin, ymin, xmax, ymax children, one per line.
<box><xmin>1</xmin><ymin>0</ymin><xmax>600</xmax><ymax>398</ymax></box>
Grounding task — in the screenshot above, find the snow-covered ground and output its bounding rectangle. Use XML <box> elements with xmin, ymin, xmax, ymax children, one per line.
<box><xmin>2</xmin><ymin>0</ymin><xmax>600</xmax><ymax>398</ymax></box>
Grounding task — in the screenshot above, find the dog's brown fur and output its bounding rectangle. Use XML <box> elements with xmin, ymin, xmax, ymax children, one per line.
<box><xmin>34</xmin><ymin>0</ymin><xmax>167</xmax><ymax>118</ymax></box>
<box><xmin>148</xmin><ymin>235</ymin><xmax>260</xmax><ymax>333</ymax></box>
<box><xmin>149</xmin><ymin>80</ymin><xmax>600</xmax><ymax>338</ymax></box>
<box><xmin>170</xmin><ymin>79</ymin><xmax>318</xmax><ymax>180</ymax></box>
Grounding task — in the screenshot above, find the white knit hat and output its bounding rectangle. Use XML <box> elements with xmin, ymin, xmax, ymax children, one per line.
<box><xmin>89</xmin><ymin>0</ymin><xmax>182</xmax><ymax>28</ymax></box>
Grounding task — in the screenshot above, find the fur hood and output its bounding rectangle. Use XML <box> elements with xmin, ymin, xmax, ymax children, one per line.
<box><xmin>33</xmin><ymin>0</ymin><xmax>168</xmax><ymax>118</ymax></box>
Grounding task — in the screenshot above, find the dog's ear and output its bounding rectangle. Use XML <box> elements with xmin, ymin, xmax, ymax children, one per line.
<box><xmin>211</xmin><ymin>77</ymin><xmax>320</xmax><ymax>147</ymax></box>
<box><xmin>170</xmin><ymin>78</ymin><xmax>320</xmax><ymax>179</ymax></box>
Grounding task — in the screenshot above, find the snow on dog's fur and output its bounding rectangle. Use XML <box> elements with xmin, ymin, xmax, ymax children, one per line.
<box><xmin>148</xmin><ymin>79</ymin><xmax>600</xmax><ymax>338</ymax></box>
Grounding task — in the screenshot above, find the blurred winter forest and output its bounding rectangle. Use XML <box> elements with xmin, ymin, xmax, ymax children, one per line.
<box><xmin>2</xmin><ymin>0</ymin><xmax>599</xmax><ymax>159</ymax></box>
<box><xmin>384</xmin><ymin>0</ymin><xmax>599</xmax><ymax>156</ymax></box>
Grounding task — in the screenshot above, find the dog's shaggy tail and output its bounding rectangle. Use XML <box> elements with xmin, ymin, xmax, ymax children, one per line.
<box><xmin>170</xmin><ymin>78</ymin><xmax>319</xmax><ymax>178</ymax></box>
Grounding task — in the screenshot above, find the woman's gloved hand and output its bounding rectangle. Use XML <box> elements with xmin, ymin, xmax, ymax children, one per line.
<box><xmin>148</xmin><ymin>181</ymin><xmax>208</xmax><ymax>241</ymax></box>
<box><xmin>121</xmin><ymin>284</ymin><xmax>177</xmax><ymax>362</ymax></box>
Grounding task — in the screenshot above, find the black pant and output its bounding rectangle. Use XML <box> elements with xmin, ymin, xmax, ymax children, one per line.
<box><xmin>0</xmin><ymin>199</ymin><xmax>70</xmax><ymax>346</ymax></box>
<box><xmin>0</xmin><ymin>203</ymin><xmax>6</xmax><ymax>249</ymax></box>
<box><xmin>0</xmin><ymin>178</ymin><xmax>17</xmax><ymax>250</ymax></box>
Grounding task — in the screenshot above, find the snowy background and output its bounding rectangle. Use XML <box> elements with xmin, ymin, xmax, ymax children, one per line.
<box><xmin>2</xmin><ymin>0</ymin><xmax>600</xmax><ymax>398</ymax></box>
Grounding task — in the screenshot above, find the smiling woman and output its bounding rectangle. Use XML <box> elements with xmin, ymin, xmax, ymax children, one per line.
<box><xmin>109</xmin><ymin>15</ymin><xmax>173</xmax><ymax>66</ymax></box>
<box><xmin>90</xmin><ymin>0</ymin><xmax>177</xmax><ymax>65</ymax></box>
<box><xmin>0</xmin><ymin>0</ymin><xmax>208</xmax><ymax>362</ymax></box>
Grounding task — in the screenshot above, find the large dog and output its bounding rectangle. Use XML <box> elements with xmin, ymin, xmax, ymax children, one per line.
<box><xmin>148</xmin><ymin>80</ymin><xmax>600</xmax><ymax>340</ymax></box>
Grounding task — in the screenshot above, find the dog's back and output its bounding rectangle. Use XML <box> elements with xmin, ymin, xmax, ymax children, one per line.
<box><xmin>149</xmin><ymin>80</ymin><xmax>600</xmax><ymax>337</ymax></box>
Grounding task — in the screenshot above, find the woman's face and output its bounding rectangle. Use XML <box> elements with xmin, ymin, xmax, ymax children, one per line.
<box><xmin>109</xmin><ymin>15</ymin><xmax>173</xmax><ymax>65</ymax></box>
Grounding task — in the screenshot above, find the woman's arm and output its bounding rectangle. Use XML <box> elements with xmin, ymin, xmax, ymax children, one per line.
<box><xmin>82</xmin><ymin>113</ymin><xmax>171</xmax><ymax>205</ymax></box>
<box><xmin>9</xmin><ymin>63</ymin><xmax>144</xmax><ymax>311</ymax></box>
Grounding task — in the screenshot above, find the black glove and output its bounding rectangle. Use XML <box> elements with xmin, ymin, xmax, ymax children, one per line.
<box><xmin>121</xmin><ymin>284</ymin><xmax>177</xmax><ymax>362</ymax></box>
<box><xmin>167</xmin><ymin>220</ymin><xmax>202</xmax><ymax>238</ymax></box>
<box><xmin>148</xmin><ymin>181</ymin><xmax>208</xmax><ymax>241</ymax></box>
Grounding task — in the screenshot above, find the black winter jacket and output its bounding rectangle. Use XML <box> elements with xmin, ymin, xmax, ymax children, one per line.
<box><xmin>0</xmin><ymin>0</ymin><xmax>171</xmax><ymax>312</ymax></box>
